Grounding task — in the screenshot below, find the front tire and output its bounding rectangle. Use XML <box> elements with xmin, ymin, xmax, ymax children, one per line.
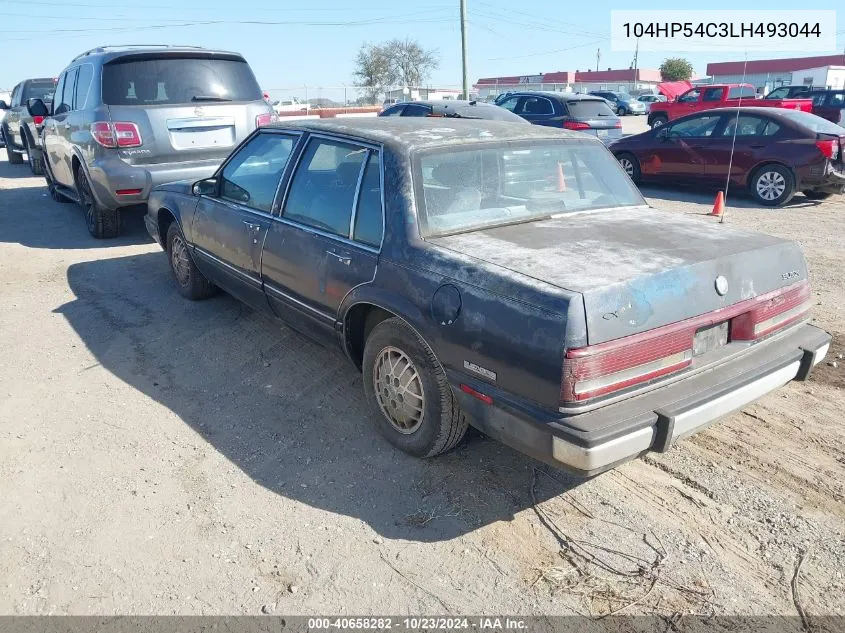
<box><xmin>649</xmin><ymin>114</ymin><xmax>668</xmax><ymax>128</ymax></box>
<box><xmin>362</xmin><ymin>318</ymin><xmax>468</xmax><ymax>458</ymax></box>
<box><xmin>24</xmin><ymin>137</ymin><xmax>44</xmax><ymax>176</ymax></box>
<box><xmin>76</xmin><ymin>168</ymin><xmax>121</xmax><ymax>238</ymax></box>
<box><xmin>616</xmin><ymin>105</ymin><xmax>626</xmax><ymax>116</ymax></box>
<box><xmin>750</xmin><ymin>164</ymin><xmax>795</xmax><ymax>207</ymax></box>
<box><xmin>166</xmin><ymin>222</ymin><xmax>216</xmax><ymax>300</ymax></box>
<box><xmin>617</xmin><ymin>152</ymin><xmax>642</xmax><ymax>184</ymax></box>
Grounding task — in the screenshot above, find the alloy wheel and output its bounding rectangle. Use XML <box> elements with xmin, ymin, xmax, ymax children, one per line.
<box><xmin>170</xmin><ymin>234</ymin><xmax>192</xmax><ymax>287</ymax></box>
<box><xmin>372</xmin><ymin>346</ymin><xmax>425</xmax><ymax>434</ymax></box>
<box><xmin>78</xmin><ymin>173</ymin><xmax>97</xmax><ymax>232</ymax></box>
<box><xmin>620</xmin><ymin>158</ymin><xmax>634</xmax><ymax>177</ymax></box>
<box><xmin>756</xmin><ymin>170</ymin><xmax>786</xmax><ymax>201</ymax></box>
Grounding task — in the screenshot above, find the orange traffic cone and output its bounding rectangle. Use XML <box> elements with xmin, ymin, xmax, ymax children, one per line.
<box><xmin>711</xmin><ymin>191</ymin><xmax>725</xmax><ymax>217</ymax></box>
<box><xmin>556</xmin><ymin>161</ymin><xmax>567</xmax><ymax>192</ymax></box>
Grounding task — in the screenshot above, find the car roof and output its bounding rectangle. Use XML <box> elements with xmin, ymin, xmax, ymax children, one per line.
<box><xmin>404</xmin><ymin>100</ymin><xmax>528</xmax><ymax>122</ymax></box>
<box><xmin>71</xmin><ymin>45</ymin><xmax>244</xmax><ymax>64</ymax></box>
<box><xmin>504</xmin><ymin>90</ymin><xmax>608</xmax><ymax>102</ymax></box>
<box><xmin>269</xmin><ymin>118</ymin><xmax>585</xmax><ymax>152</ymax></box>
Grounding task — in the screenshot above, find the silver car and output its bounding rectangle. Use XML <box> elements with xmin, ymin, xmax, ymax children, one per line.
<box><xmin>33</xmin><ymin>45</ymin><xmax>276</xmax><ymax>238</ymax></box>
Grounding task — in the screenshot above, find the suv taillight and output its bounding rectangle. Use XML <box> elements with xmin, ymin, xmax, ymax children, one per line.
<box><xmin>32</xmin><ymin>116</ymin><xmax>44</xmax><ymax>125</ymax></box>
<box><xmin>816</xmin><ymin>139</ymin><xmax>840</xmax><ymax>160</ymax></box>
<box><xmin>563</xmin><ymin>120</ymin><xmax>591</xmax><ymax>130</ymax></box>
<box><xmin>256</xmin><ymin>112</ymin><xmax>279</xmax><ymax>127</ymax></box>
<box><xmin>561</xmin><ymin>280</ymin><xmax>811</xmax><ymax>403</ymax></box>
<box><xmin>91</xmin><ymin>121</ymin><xmax>142</xmax><ymax>148</ymax></box>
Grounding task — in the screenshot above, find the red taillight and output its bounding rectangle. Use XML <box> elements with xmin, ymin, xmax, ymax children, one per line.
<box><xmin>614</xmin><ymin>121</ymin><xmax>622</xmax><ymax>129</ymax></box>
<box><xmin>561</xmin><ymin>280</ymin><xmax>811</xmax><ymax>403</ymax></box>
<box><xmin>116</xmin><ymin>188</ymin><xmax>143</xmax><ymax>196</ymax></box>
<box><xmin>33</xmin><ymin>116</ymin><xmax>44</xmax><ymax>125</ymax></box>
<box><xmin>563</xmin><ymin>120</ymin><xmax>591</xmax><ymax>130</ymax></box>
<box><xmin>90</xmin><ymin>121</ymin><xmax>141</xmax><ymax>148</ymax></box>
<box><xmin>731</xmin><ymin>282</ymin><xmax>811</xmax><ymax>340</ymax></box>
<box><xmin>816</xmin><ymin>139</ymin><xmax>840</xmax><ymax>160</ymax></box>
<box><xmin>256</xmin><ymin>112</ymin><xmax>279</xmax><ymax>127</ymax></box>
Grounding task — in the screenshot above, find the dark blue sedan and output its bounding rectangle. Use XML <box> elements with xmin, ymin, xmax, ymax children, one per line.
<box><xmin>145</xmin><ymin>118</ymin><xmax>829</xmax><ymax>475</ymax></box>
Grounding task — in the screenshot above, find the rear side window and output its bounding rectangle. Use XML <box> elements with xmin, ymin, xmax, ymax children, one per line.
<box><xmin>778</xmin><ymin>109</ymin><xmax>845</xmax><ymax>134</ymax></box>
<box><xmin>353</xmin><ymin>152</ymin><xmax>383</xmax><ymax>248</ymax></box>
<box><xmin>721</xmin><ymin>115</ymin><xmax>780</xmax><ymax>137</ymax></box>
<box><xmin>22</xmin><ymin>79</ymin><xmax>56</xmax><ymax>103</ymax></box>
<box><xmin>401</xmin><ymin>104</ymin><xmax>432</xmax><ymax>117</ymax></box>
<box><xmin>74</xmin><ymin>65</ymin><xmax>93</xmax><ymax>109</ymax></box>
<box><xmin>101</xmin><ymin>56</ymin><xmax>262</xmax><ymax>105</ymax></box>
<box><xmin>566</xmin><ymin>99</ymin><xmax>615</xmax><ymax>118</ymax></box>
<box><xmin>728</xmin><ymin>86</ymin><xmax>756</xmax><ymax>99</ymax></box>
<box><xmin>518</xmin><ymin>97</ymin><xmax>553</xmax><ymax>115</ymax></box>
<box><xmin>829</xmin><ymin>92</ymin><xmax>845</xmax><ymax>107</ymax></box>
<box><xmin>283</xmin><ymin>138</ymin><xmax>368</xmax><ymax>237</ymax></box>
<box><xmin>381</xmin><ymin>105</ymin><xmax>404</xmax><ymax>116</ymax></box>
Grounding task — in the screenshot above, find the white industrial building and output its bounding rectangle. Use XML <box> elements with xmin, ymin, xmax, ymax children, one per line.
<box><xmin>707</xmin><ymin>54</ymin><xmax>845</xmax><ymax>94</ymax></box>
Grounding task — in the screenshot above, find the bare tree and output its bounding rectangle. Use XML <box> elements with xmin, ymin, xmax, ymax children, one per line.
<box><xmin>352</xmin><ymin>38</ymin><xmax>439</xmax><ymax>103</ymax></box>
<box><xmin>385</xmin><ymin>38</ymin><xmax>439</xmax><ymax>88</ymax></box>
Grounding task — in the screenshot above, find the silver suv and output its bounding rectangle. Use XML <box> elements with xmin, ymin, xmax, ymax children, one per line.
<box><xmin>31</xmin><ymin>45</ymin><xmax>276</xmax><ymax>238</ymax></box>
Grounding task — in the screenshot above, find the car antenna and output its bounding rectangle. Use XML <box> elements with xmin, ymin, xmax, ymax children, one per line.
<box><xmin>720</xmin><ymin>50</ymin><xmax>748</xmax><ymax>224</ymax></box>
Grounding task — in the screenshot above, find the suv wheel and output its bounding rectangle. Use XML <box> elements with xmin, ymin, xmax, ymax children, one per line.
<box><xmin>750</xmin><ymin>164</ymin><xmax>795</xmax><ymax>207</ymax></box>
<box><xmin>616</xmin><ymin>105</ymin><xmax>626</xmax><ymax>116</ymax></box>
<box><xmin>5</xmin><ymin>136</ymin><xmax>23</xmax><ymax>165</ymax></box>
<box><xmin>24</xmin><ymin>137</ymin><xmax>44</xmax><ymax>176</ymax></box>
<box><xmin>362</xmin><ymin>317</ymin><xmax>468</xmax><ymax>458</ymax></box>
<box><xmin>45</xmin><ymin>163</ymin><xmax>72</xmax><ymax>203</ymax></box>
<box><xmin>76</xmin><ymin>168</ymin><xmax>121</xmax><ymax>238</ymax></box>
<box><xmin>166</xmin><ymin>223</ymin><xmax>216</xmax><ymax>300</ymax></box>
<box><xmin>650</xmin><ymin>114</ymin><xmax>668</xmax><ymax>128</ymax></box>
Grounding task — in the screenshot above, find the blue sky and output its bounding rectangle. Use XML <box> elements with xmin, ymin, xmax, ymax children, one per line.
<box><xmin>0</xmin><ymin>0</ymin><xmax>842</xmax><ymax>99</ymax></box>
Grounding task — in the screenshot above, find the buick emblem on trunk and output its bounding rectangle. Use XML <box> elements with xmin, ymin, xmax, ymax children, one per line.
<box><xmin>715</xmin><ymin>276</ymin><xmax>729</xmax><ymax>296</ymax></box>
<box><xmin>194</xmin><ymin>107</ymin><xmax>205</xmax><ymax>117</ymax></box>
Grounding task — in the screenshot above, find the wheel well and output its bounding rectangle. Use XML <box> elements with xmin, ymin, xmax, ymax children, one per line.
<box><xmin>157</xmin><ymin>208</ymin><xmax>177</xmax><ymax>248</ymax></box>
<box><xmin>344</xmin><ymin>303</ymin><xmax>396</xmax><ymax>370</ymax></box>
<box><xmin>71</xmin><ymin>156</ymin><xmax>81</xmax><ymax>183</ymax></box>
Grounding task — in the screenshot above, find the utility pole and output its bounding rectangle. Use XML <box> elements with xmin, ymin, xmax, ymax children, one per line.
<box><xmin>460</xmin><ymin>0</ymin><xmax>469</xmax><ymax>100</ymax></box>
<box><xmin>596</xmin><ymin>48</ymin><xmax>601</xmax><ymax>72</ymax></box>
<box><xmin>632</xmin><ymin>37</ymin><xmax>639</xmax><ymax>90</ymax></box>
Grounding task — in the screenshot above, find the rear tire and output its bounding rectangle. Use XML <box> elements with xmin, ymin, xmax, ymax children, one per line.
<box><xmin>750</xmin><ymin>164</ymin><xmax>795</xmax><ymax>207</ymax></box>
<box><xmin>166</xmin><ymin>223</ymin><xmax>216</xmax><ymax>300</ymax></box>
<box><xmin>77</xmin><ymin>168</ymin><xmax>121</xmax><ymax>238</ymax></box>
<box><xmin>6</xmin><ymin>141</ymin><xmax>23</xmax><ymax>165</ymax></box>
<box><xmin>616</xmin><ymin>152</ymin><xmax>642</xmax><ymax>184</ymax></box>
<box><xmin>24</xmin><ymin>137</ymin><xmax>44</xmax><ymax>176</ymax></box>
<box><xmin>649</xmin><ymin>114</ymin><xmax>668</xmax><ymax>128</ymax></box>
<box><xmin>616</xmin><ymin>105</ymin><xmax>626</xmax><ymax>116</ymax></box>
<box><xmin>362</xmin><ymin>317</ymin><xmax>468</xmax><ymax>458</ymax></box>
<box><xmin>45</xmin><ymin>163</ymin><xmax>72</xmax><ymax>203</ymax></box>
<box><xmin>803</xmin><ymin>190</ymin><xmax>832</xmax><ymax>201</ymax></box>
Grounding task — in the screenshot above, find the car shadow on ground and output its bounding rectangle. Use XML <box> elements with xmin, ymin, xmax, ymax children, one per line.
<box><xmin>0</xmin><ymin>161</ymin><xmax>153</xmax><ymax>249</ymax></box>
<box><xmin>57</xmin><ymin>252</ymin><xmax>583</xmax><ymax>542</ymax></box>
<box><xmin>639</xmin><ymin>184</ymin><xmax>824</xmax><ymax>211</ymax></box>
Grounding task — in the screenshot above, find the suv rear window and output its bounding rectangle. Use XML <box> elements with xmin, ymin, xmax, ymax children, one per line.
<box><xmin>566</xmin><ymin>99</ymin><xmax>615</xmax><ymax>118</ymax></box>
<box><xmin>101</xmin><ymin>56</ymin><xmax>262</xmax><ymax>105</ymax></box>
<box><xmin>23</xmin><ymin>79</ymin><xmax>56</xmax><ymax>102</ymax></box>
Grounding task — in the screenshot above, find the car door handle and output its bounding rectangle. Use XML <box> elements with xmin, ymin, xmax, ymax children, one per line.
<box><xmin>326</xmin><ymin>251</ymin><xmax>351</xmax><ymax>266</ymax></box>
<box><xmin>242</xmin><ymin>220</ymin><xmax>262</xmax><ymax>232</ymax></box>
<box><xmin>63</xmin><ymin>123</ymin><xmax>71</xmax><ymax>129</ymax></box>
<box><xmin>749</xmin><ymin>144</ymin><xmax>765</xmax><ymax>149</ymax></box>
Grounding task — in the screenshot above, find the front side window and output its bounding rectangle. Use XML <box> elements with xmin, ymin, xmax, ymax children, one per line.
<box><xmin>101</xmin><ymin>56</ymin><xmax>262</xmax><ymax>105</ymax></box>
<box><xmin>417</xmin><ymin>140</ymin><xmax>644</xmax><ymax>237</ymax></box>
<box><xmin>401</xmin><ymin>104</ymin><xmax>433</xmax><ymax>117</ymax></box>
<box><xmin>219</xmin><ymin>133</ymin><xmax>297</xmax><ymax>212</ymax></box>
<box><xmin>702</xmin><ymin>87</ymin><xmax>724</xmax><ymax>102</ymax></box>
<box><xmin>381</xmin><ymin>105</ymin><xmax>404</xmax><ymax>116</ymax></box>
<box><xmin>497</xmin><ymin>96</ymin><xmax>520</xmax><ymax>112</ymax></box>
<box><xmin>677</xmin><ymin>89</ymin><xmax>700</xmax><ymax>103</ymax></box>
<box><xmin>667</xmin><ymin>115</ymin><xmax>722</xmax><ymax>138</ymax></box>
<box><xmin>51</xmin><ymin>75</ymin><xmax>65</xmax><ymax>112</ymax></box>
<box><xmin>55</xmin><ymin>69</ymin><xmax>77</xmax><ymax>115</ymax></box>
<box><xmin>283</xmin><ymin>138</ymin><xmax>368</xmax><ymax>237</ymax></box>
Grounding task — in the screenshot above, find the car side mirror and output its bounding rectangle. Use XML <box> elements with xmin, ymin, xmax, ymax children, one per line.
<box><xmin>656</xmin><ymin>128</ymin><xmax>670</xmax><ymax>141</ymax></box>
<box><xmin>26</xmin><ymin>98</ymin><xmax>49</xmax><ymax>118</ymax></box>
<box><xmin>192</xmin><ymin>178</ymin><xmax>217</xmax><ymax>196</ymax></box>
<box><xmin>0</xmin><ymin>100</ymin><xmax>8</xmax><ymax>110</ymax></box>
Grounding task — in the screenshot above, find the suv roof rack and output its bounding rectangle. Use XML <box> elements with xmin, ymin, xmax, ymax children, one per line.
<box><xmin>71</xmin><ymin>44</ymin><xmax>206</xmax><ymax>62</ymax></box>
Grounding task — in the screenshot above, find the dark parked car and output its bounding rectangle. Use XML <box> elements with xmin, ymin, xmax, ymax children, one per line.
<box><xmin>495</xmin><ymin>91</ymin><xmax>622</xmax><ymax>145</ymax></box>
<box><xmin>611</xmin><ymin>107</ymin><xmax>845</xmax><ymax>206</ymax></box>
<box><xmin>29</xmin><ymin>45</ymin><xmax>276</xmax><ymax>238</ymax></box>
<box><xmin>379</xmin><ymin>99</ymin><xmax>527</xmax><ymax>123</ymax></box>
<box><xmin>589</xmin><ymin>91</ymin><xmax>646</xmax><ymax>116</ymax></box>
<box><xmin>0</xmin><ymin>77</ymin><xmax>56</xmax><ymax>174</ymax></box>
<box><xmin>763</xmin><ymin>85</ymin><xmax>818</xmax><ymax>100</ymax></box>
<box><xmin>145</xmin><ymin>118</ymin><xmax>829</xmax><ymax>475</ymax></box>
<box><xmin>804</xmin><ymin>90</ymin><xmax>845</xmax><ymax>125</ymax></box>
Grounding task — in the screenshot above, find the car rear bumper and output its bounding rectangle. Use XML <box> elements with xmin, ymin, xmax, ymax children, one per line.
<box><xmin>86</xmin><ymin>156</ymin><xmax>222</xmax><ymax>211</ymax></box>
<box><xmin>452</xmin><ymin>323</ymin><xmax>830</xmax><ymax>476</ymax></box>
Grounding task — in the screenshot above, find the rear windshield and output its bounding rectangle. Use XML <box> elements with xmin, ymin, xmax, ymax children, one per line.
<box><xmin>23</xmin><ymin>79</ymin><xmax>56</xmax><ymax>102</ymax></box>
<box><xmin>416</xmin><ymin>141</ymin><xmax>645</xmax><ymax>237</ymax></box>
<box><xmin>101</xmin><ymin>56</ymin><xmax>262</xmax><ymax>105</ymax></box>
<box><xmin>566</xmin><ymin>99</ymin><xmax>615</xmax><ymax>118</ymax></box>
<box><xmin>777</xmin><ymin>110</ymin><xmax>845</xmax><ymax>134</ymax></box>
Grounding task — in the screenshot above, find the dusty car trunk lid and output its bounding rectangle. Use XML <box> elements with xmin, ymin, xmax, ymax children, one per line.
<box><xmin>430</xmin><ymin>206</ymin><xmax>808</xmax><ymax>345</ymax></box>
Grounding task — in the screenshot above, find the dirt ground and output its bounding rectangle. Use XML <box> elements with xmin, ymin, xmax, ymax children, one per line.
<box><xmin>1</xmin><ymin>129</ymin><xmax>844</xmax><ymax>623</ymax></box>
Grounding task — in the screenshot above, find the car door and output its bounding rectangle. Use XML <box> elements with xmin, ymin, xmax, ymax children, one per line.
<box><xmin>4</xmin><ymin>83</ymin><xmax>22</xmax><ymax>148</ymax></box>
<box><xmin>514</xmin><ymin>95</ymin><xmax>556</xmax><ymax>126</ymax></box>
<box><xmin>641</xmin><ymin>114</ymin><xmax>723</xmax><ymax>180</ymax></box>
<box><xmin>400</xmin><ymin>103</ymin><xmax>433</xmax><ymax>117</ymax></box>
<box><xmin>190</xmin><ymin>130</ymin><xmax>299</xmax><ymax>312</ymax></box>
<box><xmin>815</xmin><ymin>92</ymin><xmax>845</xmax><ymax>123</ymax></box>
<box><xmin>261</xmin><ymin>135</ymin><xmax>383</xmax><ymax>345</ymax></box>
<box><xmin>701</xmin><ymin>114</ymin><xmax>782</xmax><ymax>184</ymax></box>
<box><xmin>698</xmin><ymin>86</ymin><xmax>726</xmax><ymax>113</ymax></box>
<box><xmin>42</xmin><ymin>70</ymin><xmax>76</xmax><ymax>186</ymax></box>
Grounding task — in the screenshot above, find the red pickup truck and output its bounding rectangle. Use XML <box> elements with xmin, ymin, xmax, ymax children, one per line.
<box><xmin>647</xmin><ymin>84</ymin><xmax>813</xmax><ymax>128</ymax></box>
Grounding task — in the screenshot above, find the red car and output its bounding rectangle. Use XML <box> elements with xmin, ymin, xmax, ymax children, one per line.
<box><xmin>611</xmin><ymin>107</ymin><xmax>845</xmax><ymax>206</ymax></box>
<box><xmin>647</xmin><ymin>84</ymin><xmax>812</xmax><ymax>128</ymax></box>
